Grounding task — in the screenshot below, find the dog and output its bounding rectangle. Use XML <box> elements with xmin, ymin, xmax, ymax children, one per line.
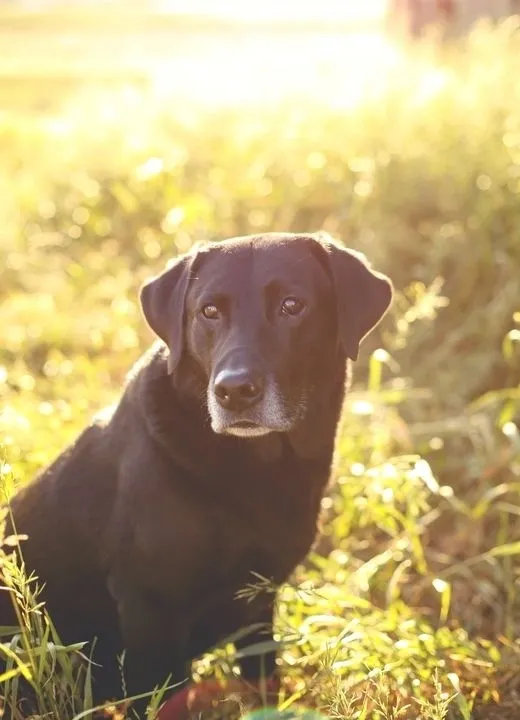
<box><xmin>2</xmin><ymin>232</ymin><xmax>392</xmax><ymax>706</ymax></box>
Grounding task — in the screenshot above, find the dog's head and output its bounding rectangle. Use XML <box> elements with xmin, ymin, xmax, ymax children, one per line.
<box><xmin>140</xmin><ymin>233</ymin><xmax>392</xmax><ymax>437</ymax></box>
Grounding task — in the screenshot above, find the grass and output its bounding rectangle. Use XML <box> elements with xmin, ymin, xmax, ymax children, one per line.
<box><xmin>1</xmin><ymin>9</ymin><xmax>520</xmax><ymax>719</ymax></box>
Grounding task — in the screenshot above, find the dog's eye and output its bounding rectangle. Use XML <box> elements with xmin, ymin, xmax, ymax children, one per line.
<box><xmin>201</xmin><ymin>304</ymin><xmax>220</xmax><ymax>320</ymax></box>
<box><xmin>281</xmin><ymin>297</ymin><xmax>305</xmax><ymax>316</ymax></box>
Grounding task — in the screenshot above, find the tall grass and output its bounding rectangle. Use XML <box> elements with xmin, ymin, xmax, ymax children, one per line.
<box><xmin>1</xmin><ymin>14</ymin><xmax>520</xmax><ymax>719</ymax></box>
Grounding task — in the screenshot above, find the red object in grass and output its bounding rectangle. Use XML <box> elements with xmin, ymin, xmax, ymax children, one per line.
<box><xmin>157</xmin><ymin>684</ymin><xmax>192</xmax><ymax>720</ymax></box>
<box><xmin>157</xmin><ymin>678</ymin><xmax>279</xmax><ymax>720</ymax></box>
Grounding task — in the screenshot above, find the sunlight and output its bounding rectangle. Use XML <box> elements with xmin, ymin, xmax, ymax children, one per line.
<box><xmin>151</xmin><ymin>30</ymin><xmax>400</xmax><ymax>108</ymax></box>
<box><xmin>0</xmin><ymin>1</ymin><xmax>397</xmax><ymax>111</ymax></box>
<box><xmin>157</xmin><ymin>0</ymin><xmax>388</xmax><ymax>23</ymax></box>
<box><xmin>148</xmin><ymin>1</ymin><xmax>398</xmax><ymax>108</ymax></box>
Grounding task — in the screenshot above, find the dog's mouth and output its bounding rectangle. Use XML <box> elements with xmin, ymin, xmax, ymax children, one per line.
<box><xmin>225</xmin><ymin>421</ymin><xmax>273</xmax><ymax>438</ymax></box>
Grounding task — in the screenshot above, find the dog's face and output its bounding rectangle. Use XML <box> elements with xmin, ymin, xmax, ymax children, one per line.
<box><xmin>140</xmin><ymin>233</ymin><xmax>392</xmax><ymax>437</ymax></box>
<box><xmin>183</xmin><ymin>237</ymin><xmax>337</xmax><ymax>437</ymax></box>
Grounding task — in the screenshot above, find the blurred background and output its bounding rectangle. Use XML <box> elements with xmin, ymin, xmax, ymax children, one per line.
<box><xmin>1</xmin><ymin>1</ymin><xmax>520</xmax><ymax>718</ymax></box>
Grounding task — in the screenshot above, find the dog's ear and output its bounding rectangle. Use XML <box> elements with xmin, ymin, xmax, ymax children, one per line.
<box><xmin>315</xmin><ymin>234</ymin><xmax>393</xmax><ymax>361</ymax></box>
<box><xmin>140</xmin><ymin>251</ymin><xmax>195</xmax><ymax>374</ymax></box>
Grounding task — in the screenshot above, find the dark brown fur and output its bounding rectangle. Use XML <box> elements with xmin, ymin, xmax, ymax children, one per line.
<box><xmin>2</xmin><ymin>233</ymin><xmax>392</xmax><ymax>704</ymax></box>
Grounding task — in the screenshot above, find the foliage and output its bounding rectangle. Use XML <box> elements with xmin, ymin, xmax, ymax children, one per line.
<box><xmin>0</xmin><ymin>501</ymin><xmax>95</xmax><ymax>719</ymax></box>
<box><xmin>1</xmin><ymin>12</ymin><xmax>520</xmax><ymax>720</ymax></box>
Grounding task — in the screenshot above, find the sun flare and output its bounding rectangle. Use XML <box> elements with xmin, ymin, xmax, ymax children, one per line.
<box><xmin>147</xmin><ymin>0</ymin><xmax>397</xmax><ymax>108</ymax></box>
<box><xmin>157</xmin><ymin>0</ymin><xmax>388</xmax><ymax>23</ymax></box>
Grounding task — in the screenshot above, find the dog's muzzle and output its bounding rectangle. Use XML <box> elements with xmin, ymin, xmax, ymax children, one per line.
<box><xmin>207</xmin><ymin>367</ymin><xmax>296</xmax><ymax>438</ymax></box>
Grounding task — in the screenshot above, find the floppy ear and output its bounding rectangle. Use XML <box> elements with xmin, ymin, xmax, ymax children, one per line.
<box><xmin>318</xmin><ymin>235</ymin><xmax>393</xmax><ymax>361</ymax></box>
<box><xmin>140</xmin><ymin>252</ymin><xmax>195</xmax><ymax>374</ymax></box>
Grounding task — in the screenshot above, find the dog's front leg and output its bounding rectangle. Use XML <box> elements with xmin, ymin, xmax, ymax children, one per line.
<box><xmin>108</xmin><ymin>576</ymin><xmax>191</xmax><ymax>706</ymax></box>
<box><xmin>234</xmin><ymin>594</ymin><xmax>277</xmax><ymax>684</ymax></box>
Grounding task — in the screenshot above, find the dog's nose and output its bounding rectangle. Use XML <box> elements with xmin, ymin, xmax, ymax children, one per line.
<box><xmin>213</xmin><ymin>369</ymin><xmax>264</xmax><ymax>411</ymax></box>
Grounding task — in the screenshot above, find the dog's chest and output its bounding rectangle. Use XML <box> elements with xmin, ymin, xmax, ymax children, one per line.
<box><xmin>125</xmin><ymin>440</ymin><xmax>327</xmax><ymax>602</ymax></box>
<box><xmin>207</xmin><ymin>490</ymin><xmax>320</xmax><ymax>587</ymax></box>
<box><xmin>186</xmin><ymin>450</ymin><xmax>327</xmax><ymax>586</ymax></box>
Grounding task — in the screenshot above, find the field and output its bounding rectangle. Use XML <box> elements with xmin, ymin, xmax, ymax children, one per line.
<box><xmin>1</xmin><ymin>8</ymin><xmax>520</xmax><ymax>719</ymax></box>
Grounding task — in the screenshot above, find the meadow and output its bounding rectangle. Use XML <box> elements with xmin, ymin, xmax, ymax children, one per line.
<box><xmin>1</xmin><ymin>9</ymin><xmax>520</xmax><ymax>719</ymax></box>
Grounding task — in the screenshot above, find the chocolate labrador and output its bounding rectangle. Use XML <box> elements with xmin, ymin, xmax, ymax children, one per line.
<box><xmin>2</xmin><ymin>232</ymin><xmax>392</xmax><ymax>705</ymax></box>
